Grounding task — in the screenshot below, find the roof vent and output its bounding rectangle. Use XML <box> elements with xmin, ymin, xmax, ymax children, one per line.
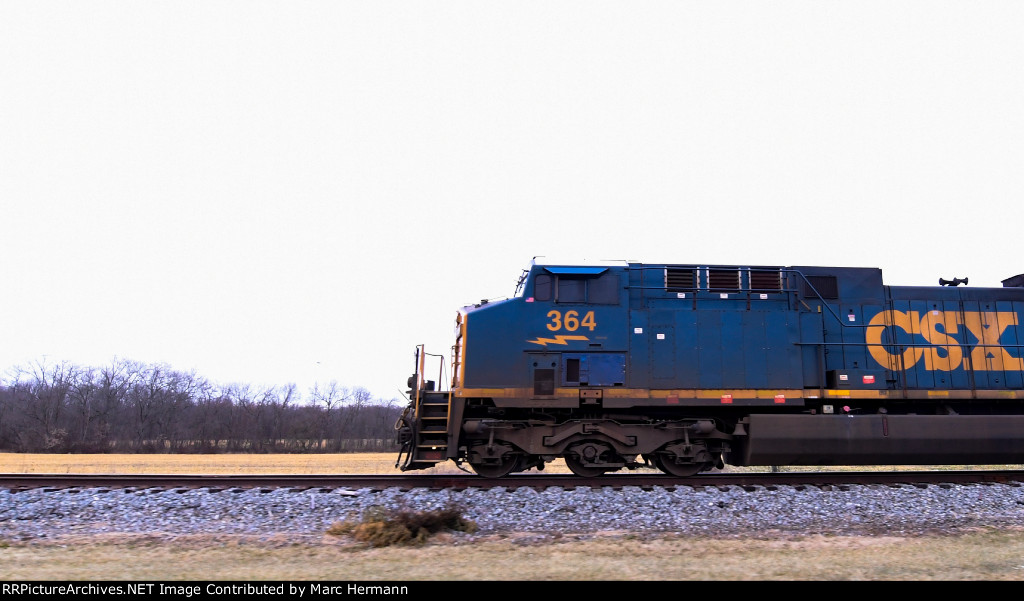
<box><xmin>1003</xmin><ymin>274</ymin><xmax>1024</xmax><ymax>288</ymax></box>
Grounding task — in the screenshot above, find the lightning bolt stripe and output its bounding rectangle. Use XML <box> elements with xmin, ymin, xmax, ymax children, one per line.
<box><xmin>526</xmin><ymin>335</ymin><xmax>590</xmax><ymax>346</ymax></box>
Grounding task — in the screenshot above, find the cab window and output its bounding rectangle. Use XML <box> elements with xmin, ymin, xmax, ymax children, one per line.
<box><xmin>532</xmin><ymin>272</ymin><xmax>619</xmax><ymax>304</ymax></box>
<box><xmin>534</xmin><ymin>274</ymin><xmax>553</xmax><ymax>301</ymax></box>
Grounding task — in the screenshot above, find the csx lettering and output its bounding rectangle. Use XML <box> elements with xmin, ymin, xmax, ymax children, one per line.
<box><xmin>545</xmin><ymin>310</ymin><xmax>597</xmax><ymax>332</ymax></box>
<box><xmin>866</xmin><ymin>310</ymin><xmax>1024</xmax><ymax>371</ymax></box>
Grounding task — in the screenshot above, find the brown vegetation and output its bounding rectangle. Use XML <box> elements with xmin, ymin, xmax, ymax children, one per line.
<box><xmin>0</xmin><ymin>358</ymin><xmax>403</xmax><ymax>453</ymax></box>
<box><xmin>328</xmin><ymin>505</ymin><xmax>478</xmax><ymax>547</ymax></box>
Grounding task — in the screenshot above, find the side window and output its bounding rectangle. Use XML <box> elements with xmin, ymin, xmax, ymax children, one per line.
<box><xmin>534</xmin><ymin>275</ymin><xmax>552</xmax><ymax>301</ymax></box>
<box><xmin>588</xmin><ymin>273</ymin><xmax>619</xmax><ymax>304</ymax></box>
<box><xmin>557</xmin><ymin>277</ymin><xmax>586</xmax><ymax>302</ymax></box>
<box><xmin>534</xmin><ymin>271</ymin><xmax>621</xmax><ymax>304</ymax></box>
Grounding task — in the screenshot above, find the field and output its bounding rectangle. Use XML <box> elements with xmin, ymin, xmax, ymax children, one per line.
<box><xmin>0</xmin><ymin>452</ymin><xmax>1010</xmax><ymax>475</ymax></box>
<box><xmin>0</xmin><ymin>451</ymin><xmax>429</xmax><ymax>475</ymax></box>
<box><xmin>0</xmin><ymin>452</ymin><xmax>579</xmax><ymax>475</ymax></box>
<box><xmin>4</xmin><ymin>453</ymin><xmax>1024</xmax><ymax>581</ymax></box>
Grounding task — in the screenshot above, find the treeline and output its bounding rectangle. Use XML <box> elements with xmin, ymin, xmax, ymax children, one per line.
<box><xmin>0</xmin><ymin>359</ymin><xmax>405</xmax><ymax>453</ymax></box>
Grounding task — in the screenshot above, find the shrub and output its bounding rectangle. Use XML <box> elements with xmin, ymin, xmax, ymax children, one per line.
<box><xmin>327</xmin><ymin>505</ymin><xmax>478</xmax><ymax>547</ymax></box>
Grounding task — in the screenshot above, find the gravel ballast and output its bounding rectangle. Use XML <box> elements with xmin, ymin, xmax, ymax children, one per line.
<box><xmin>4</xmin><ymin>482</ymin><xmax>1024</xmax><ymax>543</ymax></box>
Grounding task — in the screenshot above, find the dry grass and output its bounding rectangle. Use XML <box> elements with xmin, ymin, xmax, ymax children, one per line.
<box><xmin>327</xmin><ymin>505</ymin><xmax>479</xmax><ymax>547</ymax></box>
<box><xmin>0</xmin><ymin>452</ymin><xmax>406</xmax><ymax>474</ymax></box>
<box><xmin>0</xmin><ymin>452</ymin><xmax>581</xmax><ymax>475</ymax></box>
<box><xmin>1</xmin><ymin>451</ymin><xmax>1017</xmax><ymax>476</ymax></box>
<box><xmin>5</xmin><ymin>529</ymin><xmax>1024</xmax><ymax>580</ymax></box>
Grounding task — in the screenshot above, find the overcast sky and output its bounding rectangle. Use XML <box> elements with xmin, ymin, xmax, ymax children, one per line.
<box><xmin>2</xmin><ymin>2</ymin><xmax>1022</xmax><ymax>402</ymax></box>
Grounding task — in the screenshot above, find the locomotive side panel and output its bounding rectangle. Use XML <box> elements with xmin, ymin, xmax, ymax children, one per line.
<box><xmin>397</xmin><ymin>260</ymin><xmax>1024</xmax><ymax>477</ymax></box>
<box><xmin>631</xmin><ymin>264</ymin><xmax>804</xmax><ymax>395</ymax></box>
<box><xmin>870</xmin><ymin>285</ymin><xmax>1024</xmax><ymax>393</ymax></box>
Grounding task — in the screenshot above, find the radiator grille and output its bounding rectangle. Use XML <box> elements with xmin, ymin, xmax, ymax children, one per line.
<box><xmin>665</xmin><ymin>268</ymin><xmax>696</xmax><ymax>291</ymax></box>
<box><xmin>749</xmin><ymin>268</ymin><xmax>783</xmax><ymax>291</ymax></box>
<box><xmin>708</xmin><ymin>269</ymin><xmax>740</xmax><ymax>290</ymax></box>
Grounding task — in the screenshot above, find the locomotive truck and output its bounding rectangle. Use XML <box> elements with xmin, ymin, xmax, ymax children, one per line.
<box><xmin>395</xmin><ymin>259</ymin><xmax>1024</xmax><ymax>477</ymax></box>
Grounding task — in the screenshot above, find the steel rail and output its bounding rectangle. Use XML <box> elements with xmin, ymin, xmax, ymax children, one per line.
<box><xmin>2</xmin><ymin>470</ymin><xmax>1023</xmax><ymax>491</ymax></box>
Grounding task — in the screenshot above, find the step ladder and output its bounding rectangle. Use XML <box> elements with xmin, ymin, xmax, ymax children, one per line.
<box><xmin>403</xmin><ymin>390</ymin><xmax>450</xmax><ymax>469</ymax></box>
<box><xmin>396</xmin><ymin>345</ymin><xmax>452</xmax><ymax>471</ymax></box>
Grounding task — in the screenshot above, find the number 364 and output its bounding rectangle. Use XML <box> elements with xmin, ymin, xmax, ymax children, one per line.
<box><xmin>545</xmin><ymin>310</ymin><xmax>596</xmax><ymax>332</ymax></box>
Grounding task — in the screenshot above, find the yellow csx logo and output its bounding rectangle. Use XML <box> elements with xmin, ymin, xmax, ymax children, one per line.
<box><xmin>866</xmin><ymin>310</ymin><xmax>1024</xmax><ymax>371</ymax></box>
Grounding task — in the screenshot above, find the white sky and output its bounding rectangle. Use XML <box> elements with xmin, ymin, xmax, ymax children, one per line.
<box><xmin>2</xmin><ymin>2</ymin><xmax>1023</xmax><ymax>402</ymax></box>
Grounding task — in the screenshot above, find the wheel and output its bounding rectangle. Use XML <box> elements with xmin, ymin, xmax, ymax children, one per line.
<box><xmin>469</xmin><ymin>455</ymin><xmax>520</xmax><ymax>478</ymax></box>
<box><xmin>564</xmin><ymin>441</ymin><xmax>621</xmax><ymax>477</ymax></box>
<box><xmin>655</xmin><ymin>453</ymin><xmax>708</xmax><ymax>478</ymax></box>
<box><xmin>564</xmin><ymin>454</ymin><xmax>609</xmax><ymax>478</ymax></box>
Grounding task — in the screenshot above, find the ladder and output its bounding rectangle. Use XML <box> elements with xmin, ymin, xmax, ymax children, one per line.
<box><xmin>396</xmin><ymin>345</ymin><xmax>452</xmax><ymax>471</ymax></box>
<box><xmin>403</xmin><ymin>390</ymin><xmax>450</xmax><ymax>469</ymax></box>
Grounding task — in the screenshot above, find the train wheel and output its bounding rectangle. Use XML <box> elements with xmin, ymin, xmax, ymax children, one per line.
<box><xmin>563</xmin><ymin>441</ymin><xmax>619</xmax><ymax>477</ymax></box>
<box><xmin>469</xmin><ymin>455</ymin><xmax>520</xmax><ymax>478</ymax></box>
<box><xmin>564</xmin><ymin>455</ymin><xmax>609</xmax><ymax>478</ymax></box>
<box><xmin>654</xmin><ymin>453</ymin><xmax>709</xmax><ymax>478</ymax></box>
<box><xmin>467</xmin><ymin>440</ymin><xmax>523</xmax><ymax>478</ymax></box>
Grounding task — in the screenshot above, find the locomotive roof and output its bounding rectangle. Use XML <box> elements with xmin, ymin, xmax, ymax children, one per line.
<box><xmin>525</xmin><ymin>258</ymin><xmax>1024</xmax><ymax>290</ymax></box>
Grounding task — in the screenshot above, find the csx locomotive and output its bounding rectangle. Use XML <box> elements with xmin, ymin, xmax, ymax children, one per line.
<box><xmin>395</xmin><ymin>259</ymin><xmax>1024</xmax><ymax>477</ymax></box>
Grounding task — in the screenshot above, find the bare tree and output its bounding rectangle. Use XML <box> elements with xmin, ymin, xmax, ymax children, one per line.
<box><xmin>8</xmin><ymin>359</ymin><xmax>78</xmax><ymax>451</ymax></box>
<box><xmin>67</xmin><ymin>367</ymin><xmax>101</xmax><ymax>450</ymax></box>
<box><xmin>339</xmin><ymin>386</ymin><xmax>372</xmax><ymax>449</ymax></box>
<box><xmin>268</xmin><ymin>384</ymin><xmax>297</xmax><ymax>451</ymax></box>
<box><xmin>309</xmin><ymin>381</ymin><xmax>350</xmax><ymax>451</ymax></box>
<box><xmin>0</xmin><ymin>356</ymin><xmax>406</xmax><ymax>454</ymax></box>
<box><xmin>226</xmin><ymin>383</ymin><xmax>259</xmax><ymax>451</ymax></box>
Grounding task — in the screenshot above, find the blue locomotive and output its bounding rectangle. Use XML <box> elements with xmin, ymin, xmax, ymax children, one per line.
<box><xmin>395</xmin><ymin>259</ymin><xmax>1024</xmax><ymax>477</ymax></box>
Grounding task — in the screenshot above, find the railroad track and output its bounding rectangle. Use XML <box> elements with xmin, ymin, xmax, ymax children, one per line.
<box><xmin>3</xmin><ymin>469</ymin><xmax>1023</xmax><ymax>491</ymax></box>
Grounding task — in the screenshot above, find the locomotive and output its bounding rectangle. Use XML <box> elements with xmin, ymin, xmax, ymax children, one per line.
<box><xmin>395</xmin><ymin>259</ymin><xmax>1024</xmax><ymax>477</ymax></box>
